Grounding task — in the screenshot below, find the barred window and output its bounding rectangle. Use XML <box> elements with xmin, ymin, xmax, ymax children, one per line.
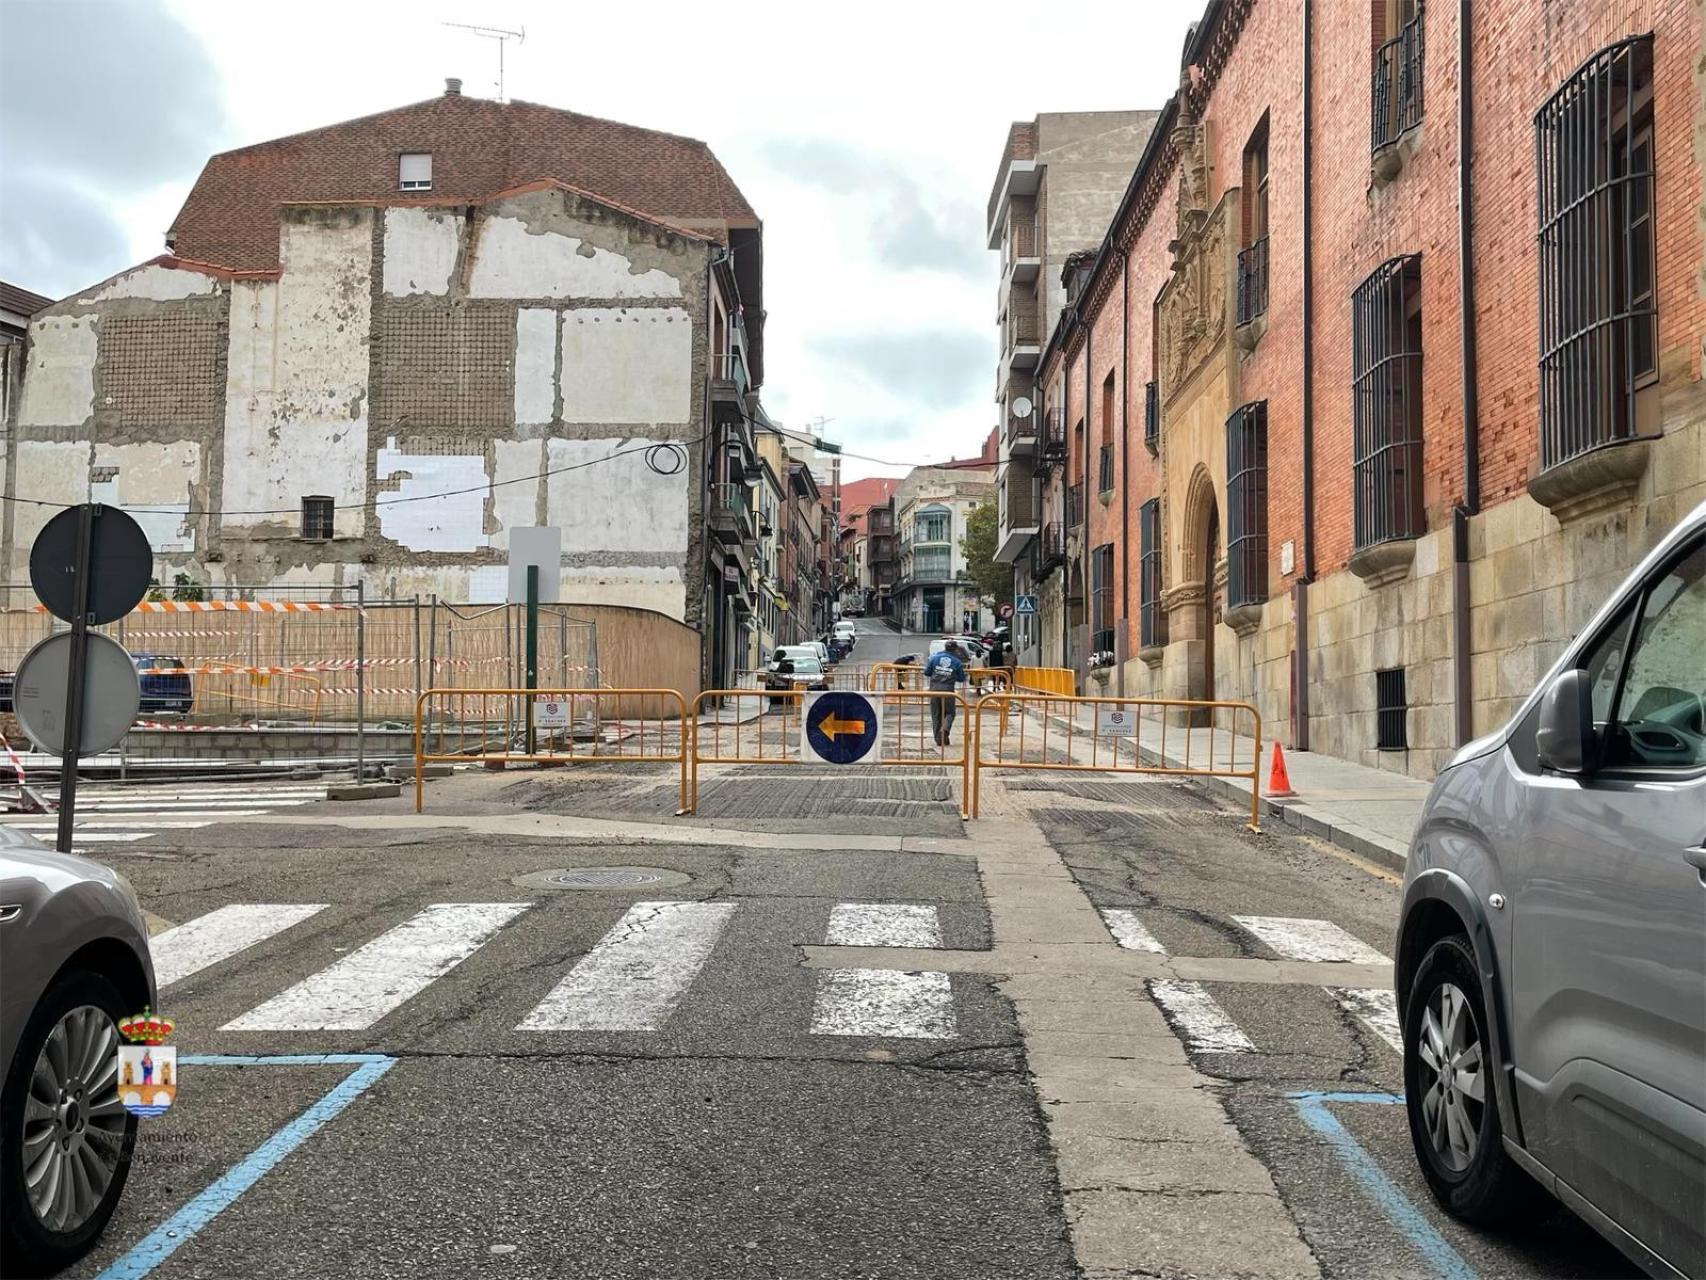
<box><xmin>1226</xmin><ymin>402</ymin><xmax>1268</xmax><ymax>609</ymax></box>
<box><xmin>1098</xmin><ymin>443</ymin><xmax>1115</xmax><ymax>494</ymax></box>
<box><xmin>1352</xmin><ymin>254</ymin><xmax>1424</xmax><ymax>550</ymax></box>
<box><xmin>301</xmin><ymin>496</ymin><xmax>334</xmax><ymax>540</ymax></box>
<box><xmin>1143</xmin><ymin>380</ymin><xmax>1159</xmax><ymax>453</ymax></box>
<box><xmin>1091</xmin><ymin>543</ymin><xmax>1116</xmax><ymax>655</ymax></box>
<box><xmin>1139</xmin><ymin>498</ymin><xmax>1166</xmax><ymax>649</ymax></box>
<box><xmin>1536</xmin><ymin>35</ymin><xmax>1656</xmax><ymax>470</ymax></box>
<box><xmin>1237</xmin><ymin>116</ymin><xmax>1270</xmax><ymax>327</ymax></box>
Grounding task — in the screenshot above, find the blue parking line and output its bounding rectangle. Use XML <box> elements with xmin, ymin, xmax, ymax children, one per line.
<box><xmin>95</xmin><ymin>1053</ymin><xmax>396</xmax><ymax>1280</ymax></box>
<box><xmin>1288</xmin><ymin>1090</ymin><xmax>1478</xmax><ymax>1280</ymax></box>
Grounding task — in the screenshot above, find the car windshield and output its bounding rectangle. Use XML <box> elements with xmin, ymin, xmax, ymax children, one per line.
<box><xmin>789</xmin><ymin>658</ymin><xmax>823</xmax><ymax>675</ymax></box>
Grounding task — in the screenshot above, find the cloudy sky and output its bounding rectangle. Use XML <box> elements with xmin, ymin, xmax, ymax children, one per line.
<box><xmin>0</xmin><ymin>0</ymin><xmax>1197</xmax><ymax>479</ymax></box>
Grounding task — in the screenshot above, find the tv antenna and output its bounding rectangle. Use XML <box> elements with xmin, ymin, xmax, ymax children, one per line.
<box><xmin>442</xmin><ymin>22</ymin><xmax>525</xmax><ymax>101</ymax></box>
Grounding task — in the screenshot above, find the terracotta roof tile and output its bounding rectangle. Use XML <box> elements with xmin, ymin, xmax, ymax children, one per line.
<box><xmin>168</xmin><ymin>93</ymin><xmax>760</xmax><ymax>273</ymax></box>
<box><xmin>0</xmin><ymin>281</ymin><xmax>55</xmax><ymax>315</ymax></box>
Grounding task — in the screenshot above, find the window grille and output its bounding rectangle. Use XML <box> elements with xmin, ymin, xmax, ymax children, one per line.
<box><xmin>301</xmin><ymin>496</ymin><xmax>334</xmax><ymax>540</ymax></box>
<box><xmin>1226</xmin><ymin>402</ymin><xmax>1268</xmax><ymax>608</ymax></box>
<box><xmin>1139</xmin><ymin>498</ymin><xmax>1166</xmax><ymax>649</ymax></box>
<box><xmin>1535</xmin><ymin>35</ymin><xmax>1656</xmax><ymax>469</ymax></box>
<box><xmin>1376</xmin><ymin>668</ymin><xmax>1409</xmax><ymax>750</ymax></box>
<box><xmin>1352</xmin><ymin>254</ymin><xmax>1425</xmax><ymax>550</ymax></box>
<box><xmin>1091</xmin><ymin>544</ymin><xmax>1115</xmax><ymax>655</ymax></box>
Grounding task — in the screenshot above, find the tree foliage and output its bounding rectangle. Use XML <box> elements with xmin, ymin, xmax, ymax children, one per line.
<box><xmin>959</xmin><ymin>501</ymin><xmax>1012</xmax><ymax>605</ymax></box>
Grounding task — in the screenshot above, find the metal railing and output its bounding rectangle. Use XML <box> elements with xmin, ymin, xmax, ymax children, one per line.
<box><xmin>1008</xmin><ymin>217</ymin><xmax>1036</xmax><ymax>263</ymax></box>
<box><xmin>967</xmin><ymin>693</ymin><xmax>1263</xmax><ymax>827</ymax></box>
<box><xmin>1067</xmin><ymin>483</ymin><xmax>1084</xmax><ymax>529</ymax></box>
<box><xmin>1236</xmin><ymin>236</ymin><xmax>1269</xmax><ymax>327</ymax></box>
<box><xmin>1372</xmin><ymin>5</ymin><xmax>1425</xmax><ymax>152</ymax></box>
<box><xmin>413</xmin><ymin>686</ymin><xmax>687</xmax><ymax>812</ymax></box>
<box><xmin>1033</xmin><ymin>521</ymin><xmax>1066</xmax><ymax>578</ymax></box>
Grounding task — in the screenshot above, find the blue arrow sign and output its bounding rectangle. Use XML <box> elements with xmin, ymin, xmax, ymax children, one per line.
<box><xmin>802</xmin><ymin>691</ymin><xmax>881</xmax><ymax>764</ymax></box>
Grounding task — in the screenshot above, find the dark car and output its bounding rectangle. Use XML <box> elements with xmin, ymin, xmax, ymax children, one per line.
<box><xmin>130</xmin><ymin>653</ymin><xmax>192</xmax><ymax>716</ymax></box>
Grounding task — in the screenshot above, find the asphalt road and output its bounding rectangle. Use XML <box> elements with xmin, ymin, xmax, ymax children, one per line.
<box><xmin>44</xmin><ymin>761</ymin><xmax>1646</xmax><ymax>1280</ymax></box>
<box><xmin>839</xmin><ymin>614</ymin><xmax>928</xmax><ymax>667</ymax></box>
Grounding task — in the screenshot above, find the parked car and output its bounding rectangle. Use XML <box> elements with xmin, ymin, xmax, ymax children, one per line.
<box><xmin>760</xmin><ymin>654</ymin><xmax>830</xmax><ymax>693</ymax></box>
<box><xmin>1</xmin><ymin>827</ymin><xmax>155</xmax><ymax>1276</ymax></box>
<box><xmin>130</xmin><ymin>653</ymin><xmax>193</xmax><ymax>716</ymax></box>
<box><xmin>1396</xmin><ymin>497</ymin><xmax>1705</xmax><ymax>1279</ymax></box>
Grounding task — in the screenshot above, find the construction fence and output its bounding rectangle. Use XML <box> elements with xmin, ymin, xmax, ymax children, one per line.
<box><xmin>0</xmin><ymin>586</ymin><xmax>598</xmax><ymax>771</ymax></box>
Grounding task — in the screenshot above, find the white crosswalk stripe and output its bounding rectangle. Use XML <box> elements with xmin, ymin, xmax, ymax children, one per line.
<box><xmin>1231</xmin><ymin>916</ymin><xmax>1390</xmax><ymax>964</ymax></box>
<box><xmin>1330</xmin><ymin>987</ymin><xmax>1403</xmax><ymax>1054</ymax></box>
<box><xmin>153</xmin><ymin>904</ymin><xmax>328</xmax><ymax>987</ymax></box>
<box><xmin>826</xmin><ymin>903</ymin><xmax>942</xmax><ymax>948</ymax></box>
<box><xmin>225</xmin><ymin>902</ymin><xmax>529</xmax><ymax>1031</ymax></box>
<box><xmin>27</xmin><ymin>781</ymin><xmax>327</xmax><ymax>851</ymax></box>
<box><xmin>1147</xmin><ymin>979</ymin><xmax>1255</xmax><ymax>1053</ymax></box>
<box><xmin>811</xmin><ymin>970</ymin><xmax>956</xmax><ymax>1039</ymax></box>
<box><xmin>1099</xmin><ymin>907</ymin><xmax>1166</xmax><ymax>953</ymax></box>
<box><xmin>519</xmin><ymin>901</ymin><xmax>737</xmax><ymax>1032</ymax></box>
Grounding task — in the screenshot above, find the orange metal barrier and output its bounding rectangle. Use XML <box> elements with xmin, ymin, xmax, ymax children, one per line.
<box><xmin>687</xmin><ymin>688</ymin><xmax>971</xmax><ymax>818</ymax></box>
<box><xmin>1012</xmin><ymin>666</ymin><xmax>1076</xmax><ymax>696</ymax></box>
<box><xmin>969</xmin><ymin>693</ymin><xmax>1262</xmax><ymax>828</ymax></box>
<box><xmin>414</xmin><ymin>687</ymin><xmax>688</xmax><ymax>812</ymax></box>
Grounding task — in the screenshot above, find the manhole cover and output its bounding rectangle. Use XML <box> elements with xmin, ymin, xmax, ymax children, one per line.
<box><xmin>511</xmin><ymin>866</ymin><xmax>692</xmax><ymax>892</ymax></box>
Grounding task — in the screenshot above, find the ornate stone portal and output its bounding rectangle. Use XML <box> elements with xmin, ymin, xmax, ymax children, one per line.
<box><xmin>1150</xmin><ymin>81</ymin><xmax>1242</xmax><ymax>713</ymax></box>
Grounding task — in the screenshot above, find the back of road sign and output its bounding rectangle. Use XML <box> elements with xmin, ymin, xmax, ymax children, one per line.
<box><xmin>13</xmin><ymin>632</ymin><xmax>141</xmax><ymax>757</ymax></box>
<box><xmin>800</xmin><ymin>691</ymin><xmax>882</xmax><ymax>764</ymax></box>
<box><xmin>30</xmin><ymin>504</ymin><xmax>152</xmax><ymax>625</ymax></box>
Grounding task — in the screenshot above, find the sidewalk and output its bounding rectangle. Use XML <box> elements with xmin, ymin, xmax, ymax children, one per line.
<box><xmin>1036</xmin><ymin>705</ymin><xmax>1430</xmax><ymax>871</ymax></box>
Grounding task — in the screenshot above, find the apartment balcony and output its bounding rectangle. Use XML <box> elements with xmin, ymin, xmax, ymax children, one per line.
<box><xmin>708</xmin><ymin>481</ymin><xmax>754</xmax><ymax>545</ymax></box>
<box><xmin>1371</xmin><ymin>4</ymin><xmax>1425</xmax><ymax>181</ymax></box>
<box><xmin>1004</xmin><ymin>304</ymin><xmax>1041</xmax><ymax>371</ymax></box>
<box><xmin>1002</xmin><ymin>216</ymin><xmax>1040</xmax><ymax>285</ymax></box>
<box><xmin>1032</xmin><ymin>521</ymin><xmax>1066</xmax><ymax>579</ymax></box>
<box><xmin>995</xmin><ymin>461</ymin><xmax>1040</xmax><ymax>564</ymax></box>
<box><xmin>710</xmin><ymin>349</ymin><xmax>751</xmax><ymax>426</ymax></box>
<box><xmin>1004</xmin><ymin>378</ymin><xmax>1038</xmax><ymax>455</ymax></box>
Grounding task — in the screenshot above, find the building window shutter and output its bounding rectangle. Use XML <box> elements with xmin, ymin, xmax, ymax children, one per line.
<box><xmin>399</xmin><ymin>152</ymin><xmax>433</xmax><ymax>191</ymax></box>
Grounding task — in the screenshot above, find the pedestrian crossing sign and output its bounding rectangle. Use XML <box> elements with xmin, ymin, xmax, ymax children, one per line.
<box><xmin>801</xmin><ymin>691</ymin><xmax>882</xmax><ymax>764</ymax></box>
<box><xmin>1014</xmin><ymin>595</ymin><xmax>1038</xmax><ymax>616</ymax></box>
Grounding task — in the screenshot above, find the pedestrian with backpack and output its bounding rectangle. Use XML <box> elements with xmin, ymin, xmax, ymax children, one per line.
<box><xmin>924</xmin><ymin>640</ymin><xmax>967</xmax><ymax>747</ymax></box>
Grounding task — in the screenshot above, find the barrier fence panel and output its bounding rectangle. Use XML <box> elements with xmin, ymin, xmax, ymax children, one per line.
<box><xmin>687</xmin><ymin>688</ymin><xmax>971</xmax><ymax>818</ymax></box>
<box><xmin>414</xmin><ymin>687</ymin><xmax>687</xmax><ymax>813</ymax></box>
<box><xmin>969</xmin><ymin>693</ymin><xmax>1263</xmax><ymax>828</ymax></box>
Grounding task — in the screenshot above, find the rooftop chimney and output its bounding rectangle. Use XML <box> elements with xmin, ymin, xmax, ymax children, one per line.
<box><xmin>444</xmin><ymin>77</ymin><xmax>462</xmax><ymax>96</ymax></box>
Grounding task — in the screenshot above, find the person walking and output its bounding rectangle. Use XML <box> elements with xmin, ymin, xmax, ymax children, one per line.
<box><xmin>924</xmin><ymin>640</ymin><xmax>966</xmax><ymax>747</ymax></box>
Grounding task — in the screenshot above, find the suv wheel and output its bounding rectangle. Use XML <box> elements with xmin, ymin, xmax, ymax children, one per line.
<box><xmin>1403</xmin><ymin>934</ymin><xmax>1526</xmax><ymax>1223</ymax></box>
<box><xmin>0</xmin><ymin>970</ymin><xmax>138</xmax><ymax>1277</ymax></box>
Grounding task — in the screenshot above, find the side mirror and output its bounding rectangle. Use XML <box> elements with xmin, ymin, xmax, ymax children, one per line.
<box><xmin>1537</xmin><ymin>668</ymin><xmax>1595</xmax><ymax>774</ymax></box>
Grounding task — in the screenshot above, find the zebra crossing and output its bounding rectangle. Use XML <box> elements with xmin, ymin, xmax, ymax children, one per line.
<box><xmin>149</xmin><ymin>897</ymin><xmax>961</xmax><ymax>1041</ymax></box>
<box><xmin>8</xmin><ymin>780</ymin><xmax>326</xmax><ymax>849</ymax></box>
<box><xmin>1099</xmin><ymin>907</ymin><xmax>1402</xmax><ymax>1056</ymax></box>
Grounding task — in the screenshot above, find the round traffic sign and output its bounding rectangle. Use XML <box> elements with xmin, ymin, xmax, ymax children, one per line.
<box><xmin>802</xmin><ymin>691</ymin><xmax>880</xmax><ymax>765</ymax></box>
<box><xmin>13</xmin><ymin>632</ymin><xmax>142</xmax><ymax>757</ymax></box>
<box><xmin>30</xmin><ymin>504</ymin><xmax>153</xmax><ymax>625</ymax></box>
<box><xmin>998</xmin><ymin>602</ymin><xmax>1015</xmax><ymax>620</ymax></box>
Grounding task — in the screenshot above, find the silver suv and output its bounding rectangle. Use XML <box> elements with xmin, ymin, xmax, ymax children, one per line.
<box><xmin>1397</xmin><ymin>497</ymin><xmax>1704</xmax><ymax>1278</ymax></box>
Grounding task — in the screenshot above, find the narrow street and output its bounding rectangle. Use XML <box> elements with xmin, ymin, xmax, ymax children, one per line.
<box><xmin>60</xmin><ymin>763</ymin><xmax>1634</xmax><ymax>1280</ymax></box>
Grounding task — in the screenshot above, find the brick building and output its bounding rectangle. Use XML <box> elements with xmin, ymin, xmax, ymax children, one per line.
<box><xmin>5</xmin><ymin>82</ymin><xmax>769</xmax><ymax>688</ymax></box>
<box><xmin>1028</xmin><ymin>0</ymin><xmax>1702</xmax><ymax>777</ymax></box>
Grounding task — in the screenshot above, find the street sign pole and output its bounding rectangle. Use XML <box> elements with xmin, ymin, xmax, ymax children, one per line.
<box><xmin>356</xmin><ymin>580</ymin><xmax>367</xmax><ymax>781</ymax></box>
<box><xmin>55</xmin><ymin>504</ymin><xmax>96</xmax><ymax>853</ymax></box>
<box><xmin>525</xmin><ymin>564</ymin><xmax>539</xmax><ymax>754</ymax></box>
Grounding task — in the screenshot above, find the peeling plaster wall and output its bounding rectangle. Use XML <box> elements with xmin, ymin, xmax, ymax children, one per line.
<box><xmin>514</xmin><ymin>309</ymin><xmax>557</xmax><ymax>425</ymax></box>
<box><xmin>85</xmin><ymin>264</ymin><xmax>220</xmax><ymax>304</ymax></box>
<box><xmin>375</xmin><ymin>438</ymin><xmax>487</xmax><ymax>552</ymax></box>
<box><xmin>17</xmin><ymin>315</ymin><xmax>97</xmax><ymax>429</ymax></box>
<box><xmin>467</xmin><ymin>215</ymin><xmax>683</xmax><ymax>299</ymax></box>
<box><xmin>545</xmin><ymin>438</ymin><xmax>689</xmax><ymax>554</ymax></box>
<box><xmin>559</xmin><ymin>308</ymin><xmax>692</xmax><ymax>424</ymax></box>
<box><xmin>90</xmin><ymin>441</ymin><xmax>201</xmax><ymax>553</ymax></box>
<box><xmin>381</xmin><ymin>207</ymin><xmax>460</xmax><ymax>297</ymax></box>
<box><xmin>220</xmin><ymin>209</ymin><xmax>373</xmax><ymax>546</ymax></box>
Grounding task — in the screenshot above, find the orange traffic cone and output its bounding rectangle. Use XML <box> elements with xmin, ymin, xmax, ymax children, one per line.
<box><xmin>1265</xmin><ymin>742</ymin><xmax>1297</xmax><ymax>799</ymax></box>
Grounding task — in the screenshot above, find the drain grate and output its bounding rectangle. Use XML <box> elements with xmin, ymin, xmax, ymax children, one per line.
<box><xmin>511</xmin><ymin>866</ymin><xmax>692</xmax><ymax>892</ymax></box>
